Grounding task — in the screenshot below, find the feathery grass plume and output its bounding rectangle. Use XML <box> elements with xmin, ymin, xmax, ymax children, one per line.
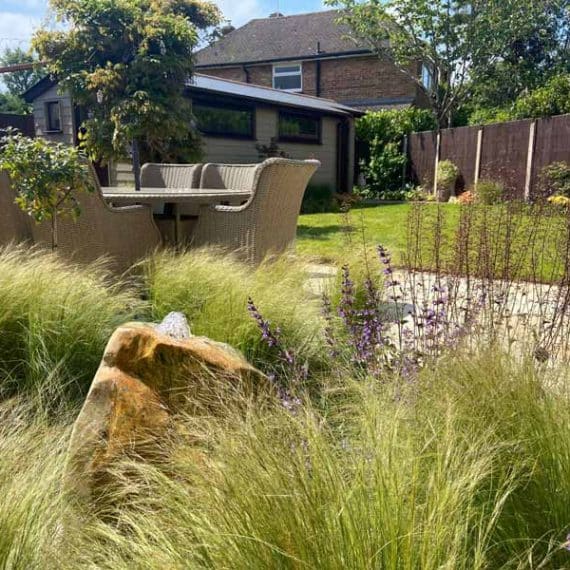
<box><xmin>144</xmin><ymin>248</ymin><xmax>324</xmax><ymax>368</ymax></box>
<box><xmin>0</xmin><ymin>245</ymin><xmax>146</xmax><ymax>404</ymax></box>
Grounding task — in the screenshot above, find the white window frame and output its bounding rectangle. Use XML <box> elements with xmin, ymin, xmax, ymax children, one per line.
<box><xmin>272</xmin><ymin>63</ymin><xmax>303</xmax><ymax>92</ymax></box>
<box><xmin>45</xmin><ymin>100</ymin><xmax>63</xmax><ymax>133</ymax></box>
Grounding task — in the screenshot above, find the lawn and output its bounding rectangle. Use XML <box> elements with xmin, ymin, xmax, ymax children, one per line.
<box><xmin>297</xmin><ymin>203</ymin><xmax>413</xmax><ymax>263</ymax></box>
<box><xmin>297</xmin><ymin>202</ymin><xmax>568</xmax><ymax>283</ymax></box>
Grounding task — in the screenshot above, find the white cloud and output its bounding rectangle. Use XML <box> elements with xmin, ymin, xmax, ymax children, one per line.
<box><xmin>214</xmin><ymin>0</ymin><xmax>266</xmax><ymax>27</ymax></box>
<box><xmin>0</xmin><ymin>12</ymin><xmax>42</xmax><ymax>50</ymax></box>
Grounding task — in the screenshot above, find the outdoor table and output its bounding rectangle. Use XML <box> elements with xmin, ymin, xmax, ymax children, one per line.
<box><xmin>101</xmin><ymin>187</ymin><xmax>251</xmax><ymax>244</ymax></box>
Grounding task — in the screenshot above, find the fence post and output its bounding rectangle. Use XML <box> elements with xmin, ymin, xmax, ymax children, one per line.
<box><xmin>401</xmin><ymin>134</ymin><xmax>408</xmax><ymax>189</ymax></box>
<box><xmin>524</xmin><ymin>120</ymin><xmax>537</xmax><ymax>201</ymax></box>
<box><xmin>433</xmin><ymin>130</ymin><xmax>441</xmax><ymax>196</ymax></box>
<box><xmin>474</xmin><ymin>127</ymin><xmax>483</xmax><ymax>188</ymax></box>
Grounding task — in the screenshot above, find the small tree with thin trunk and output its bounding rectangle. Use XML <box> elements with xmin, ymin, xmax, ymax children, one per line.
<box><xmin>32</xmin><ymin>0</ymin><xmax>221</xmax><ymax>190</ymax></box>
<box><xmin>0</xmin><ymin>130</ymin><xmax>93</xmax><ymax>250</ymax></box>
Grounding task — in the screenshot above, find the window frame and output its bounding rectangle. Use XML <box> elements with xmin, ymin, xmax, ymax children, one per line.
<box><xmin>192</xmin><ymin>97</ymin><xmax>256</xmax><ymax>140</ymax></box>
<box><xmin>272</xmin><ymin>63</ymin><xmax>303</xmax><ymax>92</ymax></box>
<box><xmin>45</xmin><ymin>100</ymin><xmax>63</xmax><ymax>133</ymax></box>
<box><xmin>277</xmin><ymin>110</ymin><xmax>322</xmax><ymax>145</ymax></box>
<box><xmin>421</xmin><ymin>64</ymin><xmax>433</xmax><ymax>91</ymax></box>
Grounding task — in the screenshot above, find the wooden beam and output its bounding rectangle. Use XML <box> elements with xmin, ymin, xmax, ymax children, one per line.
<box><xmin>0</xmin><ymin>63</ymin><xmax>43</xmax><ymax>74</ymax></box>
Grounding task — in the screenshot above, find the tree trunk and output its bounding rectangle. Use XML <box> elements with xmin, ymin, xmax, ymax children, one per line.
<box><xmin>132</xmin><ymin>138</ymin><xmax>141</xmax><ymax>192</ymax></box>
<box><xmin>51</xmin><ymin>210</ymin><xmax>58</xmax><ymax>251</ymax></box>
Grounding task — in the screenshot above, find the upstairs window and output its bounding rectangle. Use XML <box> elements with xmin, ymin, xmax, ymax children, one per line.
<box><xmin>278</xmin><ymin>111</ymin><xmax>321</xmax><ymax>144</ymax></box>
<box><xmin>273</xmin><ymin>64</ymin><xmax>302</xmax><ymax>92</ymax></box>
<box><xmin>45</xmin><ymin>101</ymin><xmax>62</xmax><ymax>132</ymax></box>
<box><xmin>421</xmin><ymin>64</ymin><xmax>434</xmax><ymax>90</ymax></box>
<box><xmin>193</xmin><ymin>100</ymin><xmax>254</xmax><ymax>138</ymax></box>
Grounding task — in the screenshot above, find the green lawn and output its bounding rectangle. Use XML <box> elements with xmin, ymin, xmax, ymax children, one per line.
<box><xmin>297</xmin><ymin>203</ymin><xmax>567</xmax><ymax>283</ymax></box>
<box><xmin>297</xmin><ymin>204</ymin><xmax>413</xmax><ymax>264</ymax></box>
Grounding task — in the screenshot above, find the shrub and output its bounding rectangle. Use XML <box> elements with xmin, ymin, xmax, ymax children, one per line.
<box><xmin>0</xmin><ymin>130</ymin><xmax>94</xmax><ymax>250</ymax></box>
<box><xmin>547</xmin><ymin>194</ymin><xmax>570</xmax><ymax>207</ymax></box>
<box><xmin>356</xmin><ymin>108</ymin><xmax>436</xmax><ymax>199</ymax></box>
<box><xmin>458</xmin><ymin>190</ymin><xmax>475</xmax><ymax>204</ymax></box>
<box><xmin>301</xmin><ymin>184</ymin><xmax>337</xmax><ymax>214</ymax></box>
<box><xmin>540</xmin><ymin>161</ymin><xmax>570</xmax><ymax>198</ymax></box>
<box><xmin>436</xmin><ymin>160</ymin><xmax>459</xmax><ymax>201</ymax></box>
<box><xmin>407</xmin><ymin>185</ymin><xmax>435</xmax><ymax>202</ymax></box>
<box><xmin>513</xmin><ymin>74</ymin><xmax>570</xmax><ymax>120</ymax></box>
<box><xmin>474</xmin><ymin>179</ymin><xmax>504</xmax><ymax>205</ymax></box>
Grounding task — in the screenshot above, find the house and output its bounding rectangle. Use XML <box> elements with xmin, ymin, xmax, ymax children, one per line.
<box><xmin>195</xmin><ymin>10</ymin><xmax>430</xmax><ymax>111</ymax></box>
<box><xmin>23</xmin><ymin>73</ymin><xmax>362</xmax><ymax>191</ymax></box>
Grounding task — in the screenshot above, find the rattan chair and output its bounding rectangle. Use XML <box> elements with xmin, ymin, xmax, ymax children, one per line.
<box><xmin>0</xmin><ymin>171</ymin><xmax>32</xmax><ymax>246</ymax></box>
<box><xmin>30</xmin><ymin>164</ymin><xmax>162</xmax><ymax>270</ymax></box>
<box><xmin>199</xmin><ymin>163</ymin><xmax>259</xmax><ymax>192</ymax></box>
<box><xmin>191</xmin><ymin>158</ymin><xmax>320</xmax><ymax>264</ymax></box>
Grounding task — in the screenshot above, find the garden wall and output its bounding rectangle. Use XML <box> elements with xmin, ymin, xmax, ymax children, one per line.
<box><xmin>408</xmin><ymin>113</ymin><xmax>570</xmax><ymax>200</ymax></box>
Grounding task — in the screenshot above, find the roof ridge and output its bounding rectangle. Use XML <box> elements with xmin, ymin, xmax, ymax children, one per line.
<box><xmin>248</xmin><ymin>9</ymin><xmax>340</xmax><ymax>22</ymax></box>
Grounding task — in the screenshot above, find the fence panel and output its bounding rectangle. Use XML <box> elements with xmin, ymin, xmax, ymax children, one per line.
<box><xmin>478</xmin><ymin>119</ymin><xmax>532</xmax><ymax>200</ymax></box>
<box><xmin>439</xmin><ymin>126</ymin><xmax>479</xmax><ymax>193</ymax></box>
<box><xmin>532</xmin><ymin>115</ymin><xmax>570</xmax><ymax>198</ymax></box>
<box><xmin>408</xmin><ymin>130</ymin><xmax>437</xmax><ymax>188</ymax></box>
<box><xmin>0</xmin><ymin>113</ymin><xmax>35</xmax><ymax>138</ymax></box>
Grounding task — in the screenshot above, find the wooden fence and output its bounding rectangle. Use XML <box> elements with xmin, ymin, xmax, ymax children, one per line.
<box><xmin>0</xmin><ymin>113</ymin><xmax>35</xmax><ymax>138</ymax></box>
<box><xmin>408</xmin><ymin>114</ymin><xmax>570</xmax><ymax>200</ymax></box>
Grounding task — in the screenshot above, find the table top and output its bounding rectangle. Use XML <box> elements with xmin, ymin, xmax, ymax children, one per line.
<box><xmin>101</xmin><ymin>186</ymin><xmax>251</xmax><ymax>204</ymax></box>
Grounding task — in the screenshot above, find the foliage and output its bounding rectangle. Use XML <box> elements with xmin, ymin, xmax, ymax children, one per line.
<box><xmin>458</xmin><ymin>190</ymin><xmax>475</xmax><ymax>204</ymax></box>
<box><xmin>301</xmin><ymin>183</ymin><xmax>337</xmax><ymax>214</ymax></box>
<box><xmin>255</xmin><ymin>137</ymin><xmax>289</xmax><ymax>160</ymax></box>
<box><xmin>144</xmin><ymin>249</ymin><xmax>324</xmax><ymax>368</ymax></box>
<box><xmin>407</xmin><ymin>186</ymin><xmax>436</xmax><ymax>202</ymax></box>
<box><xmin>473</xmin><ymin>179</ymin><xmax>504</xmax><ymax>205</ymax></box>
<box><xmin>469</xmin><ymin>1</ymin><xmax>570</xmax><ymax>112</ymax></box>
<box><xmin>0</xmin><ymin>130</ymin><xmax>94</xmax><ymax>249</ymax></box>
<box><xmin>513</xmin><ymin>74</ymin><xmax>570</xmax><ymax>119</ymax></box>
<box><xmin>0</xmin><ymin>92</ymin><xmax>30</xmax><ymax>115</ymax></box>
<box><xmin>547</xmin><ymin>194</ymin><xmax>570</xmax><ymax>207</ymax></box>
<box><xmin>356</xmin><ymin>108</ymin><xmax>436</xmax><ymax>198</ymax></box>
<box><xmin>436</xmin><ymin>159</ymin><xmax>459</xmax><ymax>202</ymax></box>
<box><xmin>540</xmin><ymin>161</ymin><xmax>570</xmax><ymax>198</ymax></box>
<box><xmin>0</xmin><ymin>47</ymin><xmax>43</xmax><ymax>97</ymax></box>
<box><xmin>0</xmin><ymin>246</ymin><xmax>144</xmax><ymax>404</ymax></box>
<box><xmin>32</xmin><ymin>0</ymin><xmax>221</xmax><ymax>169</ymax></box>
<box><xmin>328</xmin><ymin>0</ymin><xmax>557</xmax><ymax>127</ymax></box>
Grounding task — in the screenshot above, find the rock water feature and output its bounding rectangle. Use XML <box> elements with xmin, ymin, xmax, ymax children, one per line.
<box><xmin>65</xmin><ymin>312</ymin><xmax>266</xmax><ymax>501</ymax></box>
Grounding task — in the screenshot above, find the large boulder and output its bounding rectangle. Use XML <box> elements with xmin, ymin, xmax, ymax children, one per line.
<box><xmin>65</xmin><ymin>313</ymin><xmax>266</xmax><ymax>501</ymax></box>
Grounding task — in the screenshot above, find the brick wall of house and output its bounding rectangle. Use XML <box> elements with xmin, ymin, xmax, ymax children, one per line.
<box><xmin>198</xmin><ymin>55</ymin><xmax>421</xmax><ymax>106</ymax></box>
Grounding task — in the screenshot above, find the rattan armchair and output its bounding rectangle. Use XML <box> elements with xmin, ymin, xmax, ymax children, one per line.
<box><xmin>0</xmin><ymin>171</ymin><xmax>32</xmax><ymax>246</ymax></box>
<box><xmin>199</xmin><ymin>163</ymin><xmax>259</xmax><ymax>192</ymax></box>
<box><xmin>191</xmin><ymin>158</ymin><xmax>320</xmax><ymax>264</ymax></box>
<box><xmin>30</xmin><ymin>165</ymin><xmax>162</xmax><ymax>270</ymax></box>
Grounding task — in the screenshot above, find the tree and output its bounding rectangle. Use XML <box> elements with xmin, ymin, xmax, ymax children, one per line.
<box><xmin>32</xmin><ymin>0</ymin><xmax>221</xmax><ymax>190</ymax></box>
<box><xmin>0</xmin><ymin>47</ymin><xmax>44</xmax><ymax>96</ymax></box>
<box><xmin>469</xmin><ymin>1</ymin><xmax>570</xmax><ymax>112</ymax></box>
<box><xmin>0</xmin><ymin>130</ymin><xmax>94</xmax><ymax>250</ymax></box>
<box><xmin>327</xmin><ymin>0</ymin><xmax>562</xmax><ymax>128</ymax></box>
<box><xmin>0</xmin><ymin>92</ymin><xmax>30</xmax><ymax>114</ymax></box>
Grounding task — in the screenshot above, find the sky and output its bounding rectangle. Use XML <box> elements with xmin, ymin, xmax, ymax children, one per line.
<box><xmin>0</xmin><ymin>0</ymin><xmax>330</xmax><ymax>52</ymax></box>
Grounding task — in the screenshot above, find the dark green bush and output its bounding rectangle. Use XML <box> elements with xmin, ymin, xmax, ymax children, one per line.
<box><xmin>356</xmin><ymin>108</ymin><xmax>436</xmax><ymax>199</ymax></box>
<box><xmin>540</xmin><ymin>161</ymin><xmax>570</xmax><ymax>198</ymax></box>
<box><xmin>301</xmin><ymin>184</ymin><xmax>337</xmax><ymax>214</ymax></box>
<box><xmin>474</xmin><ymin>179</ymin><xmax>504</xmax><ymax>205</ymax></box>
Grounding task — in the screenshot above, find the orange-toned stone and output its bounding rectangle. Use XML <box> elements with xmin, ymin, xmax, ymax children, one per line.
<box><xmin>66</xmin><ymin>322</ymin><xmax>266</xmax><ymax>500</ymax></box>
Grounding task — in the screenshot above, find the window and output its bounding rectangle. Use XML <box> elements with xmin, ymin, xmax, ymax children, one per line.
<box><xmin>193</xmin><ymin>100</ymin><xmax>254</xmax><ymax>138</ymax></box>
<box><xmin>273</xmin><ymin>64</ymin><xmax>302</xmax><ymax>92</ymax></box>
<box><xmin>278</xmin><ymin>111</ymin><xmax>321</xmax><ymax>144</ymax></box>
<box><xmin>45</xmin><ymin>101</ymin><xmax>62</xmax><ymax>132</ymax></box>
<box><xmin>421</xmin><ymin>64</ymin><xmax>433</xmax><ymax>90</ymax></box>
